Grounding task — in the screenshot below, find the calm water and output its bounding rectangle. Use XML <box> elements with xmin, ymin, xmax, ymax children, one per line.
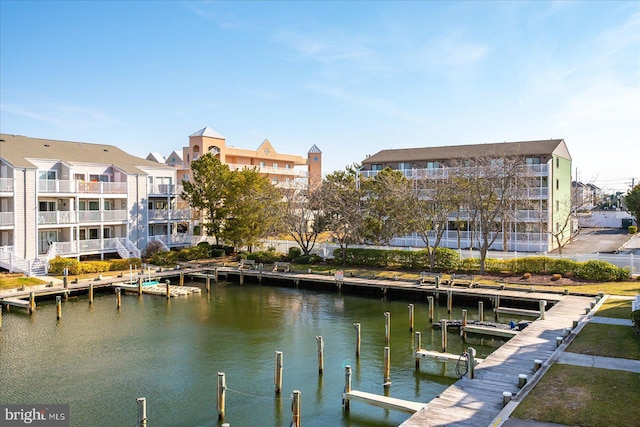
<box><xmin>0</xmin><ymin>281</ymin><xmax>509</xmax><ymax>427</ymax></box>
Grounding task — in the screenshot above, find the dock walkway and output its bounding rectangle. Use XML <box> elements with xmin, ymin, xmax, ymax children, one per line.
<box><xmin>400</xmin><ymin>295</ymin><xmax>591</xmax><ymax>427</ymax></box>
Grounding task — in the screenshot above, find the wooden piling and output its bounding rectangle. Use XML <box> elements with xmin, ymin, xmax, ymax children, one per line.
<box><xmin>534</xmin><ymin>359</ymin><xmax>542</xmax><ymax>372</ymax></box>
<box><xmin>343</xmin><ymin>366</ymin><xmax>352</xmax><ymax>411</ymax></box>
<box><xmin>116</xmin><ymin>287</ymin><xmax>122</xmax><ymax>309</ymax></box>
<box><xmin>56</xmin><ymin>296</ymin><xmax>62</xmax><ymax>320</ymax></box>
<box><xmin>274</xmin><ymin>351</ymin><xmax>283</xmax><ymax>395</ymax></box>
<box><xmin>518</xmin><ymin>374</ymin><xmax>528</xmax><ymax>388</ymax></box>
<box><xmin>180</xmin><ymin>272</ymin><xmax>184</xmax><ymax>286</ymax></box>
<box><xmin>138</xmin><ymin>277</ymin><xmax>143</xmax><ymax>296</ymax></box>
<box><xmin>494</xmin><ymin>295</ymin><xmax>501</xmax><ymax>320</ymax></box>
<box><xmin>214</xmin><ymin>268</ymin><xmax>219</xmax><ymax>283</ymax></box>
<box><xmin>239</xmin><ymin>271</ymin><xmax>244</xmax><ymax>285</ymax></box>
<box><xmin>217</xmin><ymin>372</ymin><xmax>226</xmax><ymax>419</ymax></box>
<box><xmin>478</xmin><ymin>301</ymin><xmax>484</xmax><ymax>322</ymax></box>
<box><xmin>384</xmin><ymin>311</ymin><xmax>390</xmax><ymax>346</ymax></box>
<box><xmin>440</xmin><ymin>319</ymin><xmax>448</xmax><ymax>352</ymax></box>
<box><xmin>502</xmin><ymin>391</ymin><xmax>512</xmax><ymax>406</ymax></box>
<box><xmin>0</xmin><ymin>306</ymin><xmax>3</xmax><ymax>329</ymax></box>
<box><xmin>206</xmin><ymin>274</ymin><xmax>211</xmax><ymax>293</ymax></box>
<box><xmin>408</xmin><ymin>304</ymin><xmax>414</xmax><ymax>332</ymax></box>
<box><xmin>165</xmin><ymin>280</ymin><xmax>171</xmax><ymax>299</ymax></box>
<box><xmin>447</xmin><ymin>290</ymin><xmax>452</xmax><ymax>313</ymax></box>
<box><xmin>29</xmin><ymin>292</ymin><xmax>35</xmax><ymax>314</ymax></box>
<box><xmin>63</xmin><ymin>276</ymin><xmax>68</xmax><ymax>289</ymax></box>
<box><xmin>434</xmin><ymin>276</ymin><xmax>440</xmax><ymax>289</ymax></box>
<box><xmin>539</xmin><ymin>300</ymin><xmax>546</xmax><ymax>320</ymax></box>
<box><xmin>136</xmin><ymin>397</ymin><xmax>147</xmax><ymax>426</ymax></box>
<box><xmin>415</xmin><ymin>332</ymin><xmax>422</xmax><ymax>369</ymax></box>
<box><xmin>461</xmin><ymin>309</ymin><xmax>467</xmax><ymax>340</ymax></box>
<box><xmin>383</xmin><ymin>346</ymin><xmax>391</xmax><ymax>387</ymax></box>
<box><xmin>291</xmin><ymin>390</ymin><xmax>301</xmax><ymax>427</ymax></box>
<box><xmin>316</xmin><ymin>336</ymin><xmax>324</xmax><ymax>374</ymax></box>
<box><xmin>353</xmin><ymin>323</ymin><xmax>361</xmax><ymax>358</ymax></box>
<box><xmin>428</xmin><ymin>296</ymin><xmax>434</xmax><ymax>323</ymax></box>
<box><xmin>467</xmin><ymin>347</ymin><xmax>476</xmax><ymax>379</ymax></box>
<box><xmin>89</xmin><ymin>283</ymin><xmax>94</xmax><ymax>304</ymax></box>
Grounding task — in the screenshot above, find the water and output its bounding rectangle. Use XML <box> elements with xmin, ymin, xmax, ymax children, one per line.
<box><xmin>0</xmin><ymin>282</ymin><xmax>508</xmax><ymax>427</ymax></box>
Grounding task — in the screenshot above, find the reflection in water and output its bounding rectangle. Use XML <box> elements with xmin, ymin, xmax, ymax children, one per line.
<box><xmin>0</xmin><ymin>282</ymin><xmax>508</xmax><ymax>427</ymax></box>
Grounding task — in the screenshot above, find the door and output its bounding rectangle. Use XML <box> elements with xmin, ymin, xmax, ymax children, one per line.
<box><xmin>38</xmin><ymin>230</ymin><xmax>58</xmax><ymax>254</ymax></box>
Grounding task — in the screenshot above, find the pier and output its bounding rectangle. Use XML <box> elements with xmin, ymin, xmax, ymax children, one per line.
<box><xmin>344</xmin><ymin>390</ymin><xmax>425</xmax><ymax>414</ymax></box>
<box><xmin>400</xmin><ymin>295</ymin><xmax>592</xmax><ymax>427</ymax></box>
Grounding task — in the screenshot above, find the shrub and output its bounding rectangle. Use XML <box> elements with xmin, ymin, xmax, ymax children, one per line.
<box><xmin>212</xmin><ymin>245</ymin><xmax>235</xmax><ymax>256</ymax></box>
<box><xmin>484</xmin><ymin>258</ymin><xmax>510</xmax><ymax>274</ymax></box>
<box><xmin>548</xmin><ymin>258</ymin><xmax>579</xmax><ymax>275</ymax></box>
<box><xmin>109</xmin><ymin>258</ymin><xmax>142</xmax><ymax>271</ymax></box>
<box><xmin>246</xmin><ymin>250</ymin><xmax>286</xmax><ymax>264</ymax></box>
<box><xmin>576</xmin><ymin>260</ymin><xmax>629</xmax><ymax>282</ymax></box>
<box><xmin>49</xmin><ymin>256</ymin><xmax>80</xmax><ymax>275</ymax></box>
<box><xmin>293</xmin><ymin>254</ymin><xmax>323</xmax><ymax>264</ymax></box>
<box><xmin>432</xmin><ymin>247</ymin><xmax>460</xmax><ymax>272</ymax></box>
<box><xmin>458</xmin><ymin>257</ymin><xmax>480</xmax><ymax>273</ymax></box>
<box><xmin>629</xmin><ymin>225</ymin><xmax>637</xmax><ymax>234</ymax></box>
<box><xmin>211</xmin><ymin>248</ymin><xmax>226</xmax><ymax>257</ymax></box>
<box><xmin>143</xmin><ymin>240</ymin><xmax>166</xmax><ymax>258</ymax></box>
<box><xmin>178</xmin><ymin>245</ymin><xmax>210</xmax><ymax>261</ymax></box>
<box><xmin>512</xmin><ymin>256</ymin><xmax>550</xmax><ymax>274</ymax></box>
<box><xmin>288</xmin><ymin>247</ymin><xmax>302</xmax><ymax>260</ymax></box>
<box><xmin>76</xmin><ymin>261</ymin><xmax>111</xmax><ymax>274</ymax></box>
<box><xmin>149</xmin><ymin>250</ymin><xmax>178</xmax><ymax>266</ymax></box>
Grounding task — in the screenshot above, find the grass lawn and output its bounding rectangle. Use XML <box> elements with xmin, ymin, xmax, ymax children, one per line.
<box><xmin>512</xmin><ymin>364</ymin><xmax>640</xmax><ymax>427</ymax></box>
<box><xmin>566</xmin><ymin>323</ymin><xmax>640</xmax><ymax>360</ymax></box>
<box><xmin>0</xmin><ymin>275</ymin><xmax>46</xmax><ymax>290</ymax></box>
<box><xmin>597</xmin><ymin>298</ymin><xmax>633</xmax><ymax>319</ymax></box>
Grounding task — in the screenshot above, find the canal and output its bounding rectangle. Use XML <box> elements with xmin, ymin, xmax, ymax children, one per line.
<box><xmin>0</xmin><ymin>281</ymin><xmax>509</xmax><ymax>426</ymax></box>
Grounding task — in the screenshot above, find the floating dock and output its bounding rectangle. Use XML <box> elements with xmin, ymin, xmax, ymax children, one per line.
<box><xmin>344</xmin><ymin>390</ymin><xmax>425</xmax><ymax>414</ymax></box>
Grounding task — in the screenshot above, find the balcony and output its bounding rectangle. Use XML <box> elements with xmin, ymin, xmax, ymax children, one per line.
<box><xmin>360</xmin><ymin>163</ymin><xmax>550</xmax><ymax>180</ymax></box>
<box><xmin>150</xmin><ymin>233</ymin><xmax>191</xmax><ymax>247</ymax></box>
<box><xmin>227</xmin><ymin>163</ymin><xmax>308</xmax><ymax>178</ymax></box>
<box><xmin>38</xmin><ymin>180</ymin><xmax>127</xmax><ymax>194</ymax></box>
<box><xmin>148</xmin><ymin>209</ymin><xmax>191</xmax><ymax>221</ymax></box>
<box><xmin>149</xmin><ymin>184</ymin><xmax>184</xmax><ymax>195</ymax></box>
<box><xmin>0</xmin><ymin>178</ymin><xmax>13</xmax><ymax>193</ymax></box>
<box><xmin>0</xmin><ymin>212</ymin><xmax>14</xmax><ymax>226</ymax></box>
<box><xmin>37</xmin><ymin>210</ymin><xmax>128</xmax><ymax>225</ymax></box>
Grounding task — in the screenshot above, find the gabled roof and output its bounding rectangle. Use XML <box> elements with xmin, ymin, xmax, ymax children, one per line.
<box><xmin>190</xmin><ymin>126</ymin><xmax>225</xmax><ymax>139</ymax></box>
<box><xmin>146</xmin><ymin>152</ymin><xmax>166</xmax><ymax>163</ymax></box>
<box><xmin>165</xmin><ymin>150</ymin><xmax>183</xmax><ymax>163</ymax></box>
<box><xmin>0</xmin><ymin>134</ymin><xmax>173</xmax><ymax>174</ymax></box>
<box><xmin>308</xmin><ymin>144</ymin><xmax>322</xmax><ymax>154</ymax></box>
<box><xmin>362</xmin><ymin>139</ymin><xmax>571</xmax><ymax>165</ymax></box>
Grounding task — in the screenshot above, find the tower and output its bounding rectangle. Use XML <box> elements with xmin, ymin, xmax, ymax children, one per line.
<box><xmin>307</xmin><ymin>145</ymin><xmax>322</xmax><ymax>190</ymax></box>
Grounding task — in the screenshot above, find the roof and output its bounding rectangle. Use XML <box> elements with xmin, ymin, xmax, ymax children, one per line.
<box><xmin>190</xmin><ymin>126</ymin><xmax>225</xmax><ymax>139</ymax></box>
<box><xmin>308</xmin><ymin>144</ymin><xmax>322</xmax><ymax>154</ymax></box>
<box><xmin>0</xmin><ymin>134</ymin><xmax>173</xmax><ymax>174</ymax></box>
<box><xmin>362</xmin><ymin>139</ymin><xmax>571</xmax><ymax>165</ymax></box>
<box><xmin>146</xmin><ymin>152</ymin><xmax>166</xmax><ymax>163</ymax></box>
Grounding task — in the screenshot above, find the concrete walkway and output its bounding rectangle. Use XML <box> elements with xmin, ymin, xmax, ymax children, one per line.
<box><xmin>590</xmin><ymin>316</ymin><xmax>633</xmax><ymax>326</ymax></box>
<box><xmin>556</xmin><ymin>352</ymin><xmax>640</xmax><ymax>373</ymax></box>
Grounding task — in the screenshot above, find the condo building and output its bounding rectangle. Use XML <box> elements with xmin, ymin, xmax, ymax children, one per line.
<box><xmin>360</xmin><ymin>139</ymin><xmax>573</xmax><ymax>252</ymax></box>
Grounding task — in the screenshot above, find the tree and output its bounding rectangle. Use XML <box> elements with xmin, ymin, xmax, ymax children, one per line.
<box><xmin>460</xmin><ymin>156</ymin><xmax>533</xmax><ymax>273</ymax></box>
<box><xmin>221</xmin><ymin>167</ymin><xmax>281</xmax><ymax>251</ymax></box>
<box><xmin>360</xmin><ymin>168</ymin><xmax>414</xmax><ymax>246</ymax></box>
<box><xmin>181</xmin><ymin>154</ymin><xmax>231</xmax><ymax>245</ymax></box>
<box><xmin>317</xmin><ymin>165</ymin><xmax>366</xmax><ymax>265</ymax></box>
<box><xmin>409</xmin><ymin>170</ymin><xmax>463</xmax><ymax>270</ymax></box>
<box><xmin>278</xmin><ymin>186</ymin><xmax>324</xmax><ymax>255</ymax></box>
<box><xmin>626</xmin><ymin>184</ymin><xmax>640</xmax><ymax>226</ymax></box>
<box><xmin>550</xmin><ymin>199</ymin><xmax>579</xmax><ymax>255</ymax></box>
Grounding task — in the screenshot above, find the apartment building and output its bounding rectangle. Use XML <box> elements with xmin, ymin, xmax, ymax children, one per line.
<box><xmin>0</xmin><ymin>134</ymin><xmax>190</xmax><ymax>275</ymax></box>
<box><xmin>360</xmin><ymin>139</ymin><xmax>573</xmax><ymax>252</ymax></box>
<box><xmin>170</xmin><ymin>127</ymin><xmax>322</xmax><ymax>190</ymax></box>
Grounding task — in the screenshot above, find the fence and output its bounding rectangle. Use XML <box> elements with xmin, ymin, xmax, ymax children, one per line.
<box><xmin>259</xmin><ymin>239</ymin><xmax>639</xmax><ymax>274</ymax></box>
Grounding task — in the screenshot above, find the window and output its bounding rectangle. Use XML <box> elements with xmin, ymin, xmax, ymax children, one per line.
<box><xmin>398</xmin><ymin>162</ymin><xmax>411</xmax><ymax>170</ymax></box>
<box><xmin>556</xmin><ymin>179</ymin><xmax>559</xmax><ymax>190</ymax></box>
<box><xmin>273</xmin><ymin>163</ymin><xmax>278</xmax><ymax>169</ymax></box>
<box><xmin>285</xmin><ymin>164</ymin><xmax>291</xmax><ymax>169</ymax></box>
<box><xmin>89</xmin><ymin>174</ymin><xmax>108</xmax><ymax>182</ymax></box>
<box><xmin>371</xmin><ymin>164</ymin><xmax>383</xmax><ymax>171</ymax></box>
<box><xmin>526</xmin><ymin>157</ymin><xmax>541</xmax><ymax>165</ymax></box>
<box><xmin>103</xmin><ymin>228</ymin><xmax>111</xmax><ymax>238</ymax></box>
<box><xmin>260</xmin><ymin>161</ymin><xmax>266</xmax><ymax>168</ymax></box>
<box><xmin>427</xmin><ymin>161</ymin><xmax>440</xmax><ymax>169</ymax></box>
<box><xmin>89</xmin><ymin>201</ymin><xmax>100</xmax><ymax>211</ymax></box>
<box><xmin>89</xmin><ymin>228</ymin><xmax>99</xmax><ymax>239</ymax></box>
<box><xmin>39</xmin><ymin>201</ymin><xmax>56</xmax><ymax>211</ymax></box>
<box><xmin>556</xmin><ymin>200</ymin><xmax>559</xmax><ymax>211</ymax></box>
<box><xmin>556</xmin><ymin>158</ymin><xmax>560</xmax><ymax>168</ymax></box>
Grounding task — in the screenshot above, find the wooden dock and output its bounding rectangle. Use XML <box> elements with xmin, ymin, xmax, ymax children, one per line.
<box><xmin>494</xmin><ymin>307</ymin><xmax>540</xmax><ymax>317</ymax></box>
<box><xmin>400</xmin><ymin>295</ymin><xmax>592</xmax><ymax>427</ymax></box>
<box><xmin>462</xmin><ymin>324</ymin><xmax>519</xmax><ymax>338</ymax></box>
<box><xmin>415</xmin><ymin>349</ymin><xmax>484</xmax><ymax>364</ymax></box>
<box><xmin>344</xmin><ymin>390</ymin><xmax>425</xmax><ymax>414</ymax></box>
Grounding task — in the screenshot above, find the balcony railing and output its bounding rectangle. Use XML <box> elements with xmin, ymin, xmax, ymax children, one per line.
<box><xmin>150</xmin><ymin>233</ymin><xmax>191</xmax><ymax>247</ymax></box>
<box><xmin>148</xmin><ymin>209</ymin><xmax>191</xmax><ymax>221</ymax></box>
<box><xmin>360</xmin><ymin>163</ymin><xmax>550</xmax><ymax>180</ymax></box>
<box><xmin>38</xmin><ymin>180</ymin><xmax>127</xmax><ymax>194</ymax></box>
<box><xmin>0</xmin><ymin>178</ymin><xmax>13</xmax><ymax>192</ymax></box>
<box><xmin>37</xmin><ymin>210</ymin><xmax>128</xmax><ymax>225</ymax></box>
<box><xmin>149</xmin><ymin>184</ymin><xmax>184</xmax><ymax>195</ymax></box>
<box><xmin>227</xmin><ymin>163</ymin><xmax>308</xmax><ymax>178</ymax></box>
<box><xmin>0</xmin><ymin>212</ymin><xmax>14</xmax><ymax>226</ymax></box>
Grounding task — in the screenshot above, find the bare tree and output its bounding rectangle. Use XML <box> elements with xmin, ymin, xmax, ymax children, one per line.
<box><xmin>550</xmin><ymin>199</ymin><xmax>579</xmax><ymax>255</ymax></box>
<box><xmin>459</xmin><ymin>156</ymin><xmax>533</xmax><ymax>273</ymax></box>
<box><xmin>278</xmin><ymin>185</ymin><xmax>324</xmax><ymax>256</ymax></box>
<box><xmin>317</xmin><ymin>165</ymin><xmax>366</xmax><ymax>265</ymax></box>
<box><xmin>409</xmin><ymin>169</ymin><xmax>462</xmax><ymax>270</ymax></box>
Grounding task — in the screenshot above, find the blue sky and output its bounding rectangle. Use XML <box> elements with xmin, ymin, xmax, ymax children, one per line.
<box><xmin>1</xmin><ymin>1</ymin><xmax>638</xmax><ymax>192</ymax></box>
